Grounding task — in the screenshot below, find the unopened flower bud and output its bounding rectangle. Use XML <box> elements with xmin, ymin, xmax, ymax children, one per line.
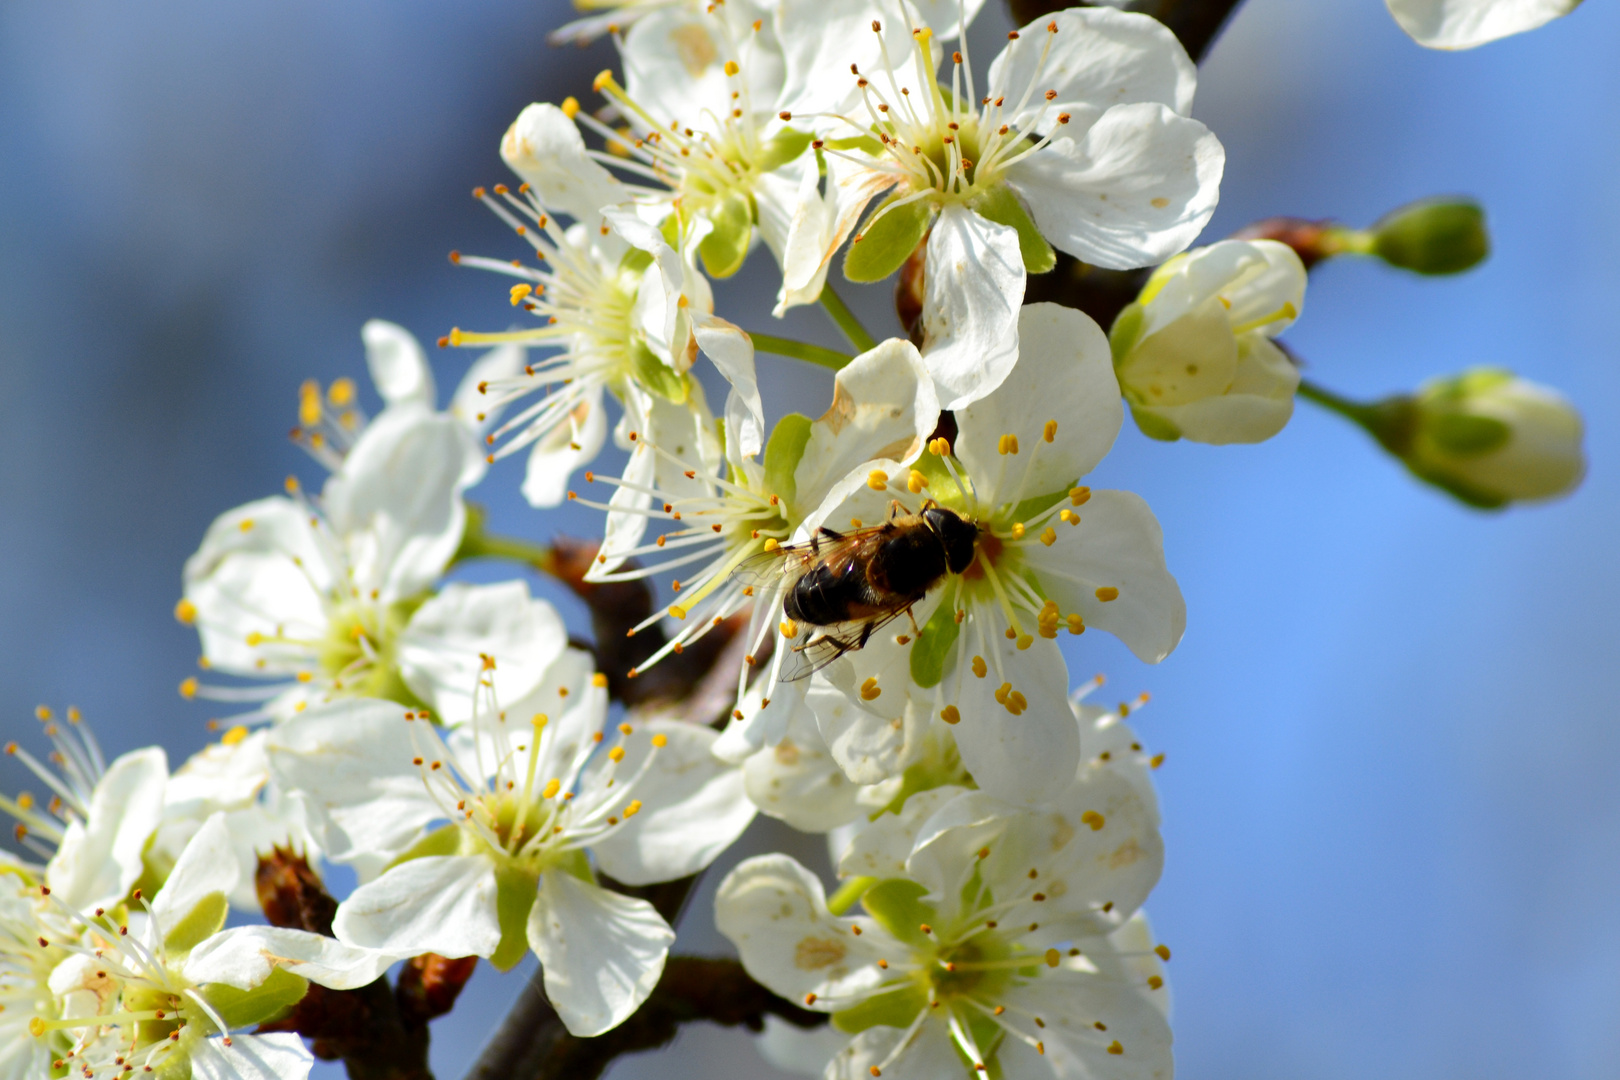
<box><xmin>1402</xmin><ymin>369</ymin><xmax>1584</xmax><ymax>506</ymax></box>
<box><xmin>1368</xmin><ymin>198</ymin><xmax>1489</xmax><ymax>275</ymax></box>
<box><xmin>1110</xmin><ymin>239</ymin><xmax>1306</xmax><ymax>445</ymax></box>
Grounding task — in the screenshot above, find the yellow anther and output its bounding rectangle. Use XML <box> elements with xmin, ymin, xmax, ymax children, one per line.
<box><xmin>1107</xmin><ymin>1041</ymin><xmax>1124</xmax><ymax>1055</ymax></box>
<box><xmin>1007</xmin><ymin>691</ymin><xmax>1027</xmax><ymax>714</ymax></box>
<box><xmin>299</xmin><ymin>379</ymin><xmax>321</xmax><ymax>426</ymax></box>
<box><xmin>1016</xmin><ymin>634</ymin><xmax>1033</xmax><ymax>650</ymax></box>
<box><xmin>763</xmin><ymin>538</ymin><xmax>781</xmax><ymax>552</ymax></box>
<box><xmin>780</xmin><ymin>619</ymin><xmax>801</xmax><ymax>638</ymax></box>
<box><xmin>1045</xmin><ymin>948</ymin><xmax>1060</xmax><ymax>968</ymax></box>
<box><xmin>245</xmin><ymin>632</ymin><xmax>265</xmax><ymax>646</ymax></box>
<box><xmin>1080</xmin><ymin>810</ymin><xmax>1105</xmax><ymax>831</ymax></box>
<box><xmin>997</xmin><ymin>433</ymin><xmax>1019</xmax><ymax>455</ymax></box>
<box><xmin>327</xmin><ymin>377</ymin><xmax>356</xmax><ymax>407</ymax></box>
<box><xmin>1154</xmin><ymin>944</ymin><xmax>1171</xmax><ymax>961</ymax></box>
<box><xmin>971</xmin><ymin>656</ymin><xmax>987</xmax><ymax>678</ymax></box>
<box><xmin>651</xmin><ymin>733</ymin><xmax>668</xmax><ymax>748</ymax></box>
<box><xmin>1150</xmin><ymin>753</ymin><xmax>1165</xmax><ymax>769</ymax></box>
<box><xmin>669</xmin><ymin>605</ymin><xmax>688</xmax><ymax>620</ymax></box>
<box><xmin>560</xmin><ymin>96</ymin><xmax>580</xmax><ymax>118</ymax></box>
<box><xmin>907</xmin><ymin>469</ymin><xmax>928</xmax><ymax>494</ymax></box>
<box><xmin>860</xmin><ymin>677</ymin><xmax>881</xmax><ymax>701</ymax></box>
<box><xmin>15</xmin><ymin>793</ymin><xmax>32</xmax><ymax>811</ymax></box>
<box><xmin>623</xmin><ymin>799</ymin><xmax>642</xmax><ymax>818</ymax></box>
<box><xmin>1069</xmin><ymin>486</ymin><xmax>1091</xmax><ymax>506</ymax></box>
<box><xmin>1043</xmin><ymin>420</ymin><xmax>1057</xmax><ymax>442</ymax></box>
<box><xmin>532</xmin><ymin>713</ymin><xmax>549</xmax><ymax>729</ymax></box>
<box><xmin>867</xmin><ymin>469</ymin><xmax>889</xmax><ymax>490</ymax></box>
<box><xmin>724</xmin><ymin>60</ymin><xmax>740</xmax><ymax>76</ymax></box>
<box><xmin>592</xmin><ymin>673</ymin><xmax>609</xmax><ymax>688</ymax></box>
<box><xmin>592</xmin><ymin>69</ymin><xmax>614</xmax><ymax>92</ymax></box>
<box><xmin>1095</xmin><ymin>587</ymin><xmax>1120</xmax><ymax>602</ymax></box>
<box><xmin>221</xmin><ymin>726</ymin><xmax>249</xmax><ymax>747</ymax></box>
<box><xmin>1039</xmin><ymin>527</ymin><xmax>1057</xmax><ymax>547</ymax></box>
<box><xmin>1148</xmin><ymin>976</ymin><xmax>1164</xmax><ymax>990</ymax></box>
<box><xmin>239</xmin><ymin>518</ymin><xmax>255</xmax><ymax>533</ymax></box>
<box><xmin>284</xmin><ymin>475</ymin><xmax>300</xmax><ymax>495</ymax></box>
<box><xmin>619</xmin><ymin>723</ymin><xmax>633</xmax><ymax>735</ymax></box>
<box><xmin>1009</xmin><ymin>523</ymin><xmax>1025</xmax><ymax>540</ymax></box>
<box><xmin>940</xmin><ymin>705</ymin><xmax>961</xmax><ymax>725</ymax></box>
<box><xmin>296</xmin><ymin>671</ymin><xmax>313</xmax><ymax>683</ymax></box>
<box><xmin>1059</xmin><ymin>509</ymin><xmax>1079</xmax><ymax>526</ymax></box>
<box><xmin>179</xmin><ymin>677</ymin><xmax>198</xmax><ymax>700</ymax></box>
<box><xmin>994</xmin><ymin>681</ymin><xmax>1012</xmax><ymax>704</ymax></box>
<box><xmin>510</xmin><ymin>283</ymin><xmax>533</xmax><ymax>305</ymax></box>
<box><xmin>608</xmin><ymin>746</ymin><xmax>626</xmax><ymax>763</ymax></box>
<box><xmin>929</xmin><ymin>436</ymin><xmax>953</xmax><ymax>456</ymax></box>
<box><xmin>174</xmin><ymin>599</ymin><xmax>197</xmax><ymax>625</ymax></box>
<box><xmin>542</xmin><ymin>778</ymin><xmax>562</xmax><ymax>799</ymax></box>
<box><xmin>1066</xmin><ymin>614</ymin><xmax>1085</xmax><ymax>634</ymax></box>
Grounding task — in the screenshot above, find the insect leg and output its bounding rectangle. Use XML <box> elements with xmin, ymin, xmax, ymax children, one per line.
<box><xmin>904</xmin><ymin>606</ymin><xmax>921</xmax><ymax>636</ymax></box>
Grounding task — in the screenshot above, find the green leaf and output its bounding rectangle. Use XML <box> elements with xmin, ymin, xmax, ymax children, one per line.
<box><xmin>831</xmin><ymin>983</ymin><xmax>929</xmax><ymax>1033</ymax></box>
<box><xmin>491</xmin><ymin>866</ymin><xmax>540</xmax><ymax>972</ymax></box>
<box><xmin>756</xmin><ymin>127</ymin><xmax>814</xmax><ymax>173</ymax></box>
<box><xmin>764</xmin><ymin>413</ymin><xmax>813</xmax><ymax>510</ymax></box>
<box><xmin>698</xmin><ymin>190</ymin><xmax>754</xmax><ymax>278</ymax></box>
<box><xmin>909</xmin><ymin>600</ymin><xmax>960</xmax><ymax>689</ymax></box>
<box><xmin>202</xmin><ymin>967</ymin><xmax>310</xmax><ymax>1030</ymax></box>
<box><xmin>631</xmin><ymin>340</ymin><xmax>690</xmax><ymax>404</ymax></box>
<box><xmin>860</xmin><ymin>878</ymin><xmax>937</xmax><ymax>950</ymax></box>
<box><xmin>383</xmin><ymin>824</ymin><xmax>462</xmax><ymax>874</ymax></box>
<box><xmin>843</xmin><ymin>196</ymin><xmax>933</xmax><ymax>283</ymax></box>
<box><xmin>1427</xmin><ymin>412</ymin><xmax>1511</xmax><ymax>456</ymax></box>
<box><xmin>162</xmin><ymin>892</ymin><xmax>228</xmax><ymax>956</ymax></box>
<box><xmin>971</xmin><ymin>184</ymin><xmax>1055</xmax><ymax>275</ymax></box>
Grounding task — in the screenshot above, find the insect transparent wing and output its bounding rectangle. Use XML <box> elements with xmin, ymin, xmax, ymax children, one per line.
<box><xmin>779</xmin><ymin>609</ymin><xmax>910</xmax><ymax>682</ymax></box>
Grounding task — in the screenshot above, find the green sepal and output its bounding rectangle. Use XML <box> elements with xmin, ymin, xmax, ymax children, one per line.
<box><xmin>490</xmin><ymin>865</ymin><xmax>541</xmax><ymax>972</ymax></box>
<box><xmin>1427</xmin><ymin>412</ymin><xmax>1511</xmax><ymax>456</ymax></box>
<box><xmin>764</xmin><ymin>413</ymin><xmax>813</xmax><ymax>510</ymax></box>
<box><xmin>860</xmin><ymin>878</ymin><xmax>937</xmax><ymax>950</ymax></box>
<box><xmin>826</xmin><ymin>875</ymin><xmax>877</xmax><ymax>916</ymax></box>
<box><xmin>698</xmin><ymin>190</ymin><xmax>754</xmax><ymax>278</ymax></box>
<box><xmin>659</xmin><ymin>210</ymin><xmax>683</xmax><ymax>250</ymax></box>
<box><xmin>825</xmin><ymin>134</ymin><xmax>884</xmax><ymax>155</ymax></box>
<box><xmin>631</xmin><ymin>340</ymin><xmax>690</xmax><ymax>404</ymax></box>
<box><xmin>383</xmin><ymin>823</ymin><xmax>461</xmax><ymax>874</ymax></box>
<box><xmin>909</xmin><ymin>450</ymin><xmax>968</xmax><ymax>512</ymax></box>
<box><xmin>970</xmin><ymin>184</ymin><xmax>1055</xmax><ymax>275</ymax></box>
<box><xmin>201</xmin><ymin>967</ymin><xmax>311</xmax><ymax>1030</ymax></box>
<box><xmin>1130</xmin><ymin>405</ymin><xmax>1183</xmax><ymax>443</ymax></box>
<box><xmin>619</xmin><ymin>245</ymin><xmax>655</xmax><ymax>276</ymax></box>
<box><xmin>909</xmin><ymin>601</ymin><xmax>960</xmax><ymax>689</ymax></box>
<box><xmin>1404</xmin><ymin>463</ymin><xmax>1509</xmax><ymax>510</ymax></box>
<box><xmin>162</xmin><ymin>891</ymin><xmax>229</xmax><ymax>956</ymax></box>
<box><xmin>1371</xmin><ymin>198</ymin><xmax>1489</xmax><ymax>276</ymax></box>
<box><xmin>756</xmin><ymin>127</ymin><xmax>814</xmax><ymax>173</ymax></box>
<box><xmin>844</xmin><ymin>196</ymin><xmax>933</xmax><ymax>283</ymax></box>
<box><xmin>1006</xmin><ymin>487</ymin><xmax>1071</xmax><ymax>529</ymax></box>
<box><xmin>1109</xmin><ymin>302</ymin><xmax>1146</xmax><ymax>367</ymax></box>
<box><xmin>831</xmin><ymin>983</ymin><xmax>929</xmax><ymax>1033</ymax></box>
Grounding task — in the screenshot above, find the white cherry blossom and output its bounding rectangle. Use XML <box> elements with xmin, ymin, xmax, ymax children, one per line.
<box><xmin>1386</xmin><ymin>0</ymin><xmax>1581</xmax><ymax>49</ymax></box>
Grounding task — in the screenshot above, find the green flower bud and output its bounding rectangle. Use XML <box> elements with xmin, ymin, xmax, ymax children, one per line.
<box><xmin>1369</xmin><ymin>198</ymin><xmax>1489</xmax><ymax>275</ymax></box>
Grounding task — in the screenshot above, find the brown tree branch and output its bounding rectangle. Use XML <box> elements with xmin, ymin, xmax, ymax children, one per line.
<box><xmin>462</xmin><ymin>957</ymin><xmax>826</xmax><ymax>1080</ymax></box>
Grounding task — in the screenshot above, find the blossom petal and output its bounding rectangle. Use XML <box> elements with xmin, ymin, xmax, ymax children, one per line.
<box><xmin>396</xmin><ymin>581</ymin><xmax>568</xmax><ymax>724</ymax></box>
<box><xmin>361</xmin><ymin>320</ymin><xmax>436</xmax><ymax>413</ymax></box>
<box><xmin>500</xmin><ymin>103</ymin><xmax>629</xmax><ymax>225</ymax></box>
<box><xmin>184</xmin><ymin>925</ymin><xmax>399</xmax><ymax>991</ymax></box>
<box><xmin>152</xmin><ymin>811</ymin><xmax>238</xmax><ymax>931</ymax></box>
<box><xmin>693</xmin><ymin>313</ymin><xmax>765</xmax><ymax>460</ymax></box>
<box><xmin>838</xmin><ymin>785</ymin><xmax>966</xmax><ymax>881</ymax></box>
<box><xmin>190</xmin><ymin>1033</ymin><xmax>313</xmax><ymax>1080</ymax></box>
<box><xmin>955</xmin><ymin>303</ymin><xmax>1120</xmax><ymax>504</ymax></box>
<box><xmin>528</xmin><ymin>869</ymin><xmax>675</xmax><ymax>1036</ymax></box>
<box><xmin>743</xmin><ymin>700</ymin><xmax>865</xmax><ymax>833</ymax></box>
<box><xmin>449</xmin><ymin>343</ymin><xmax>527</xmax><ymax>437</ymax></box>
<box><xmin>951</xmin><ymin>632</ymin><xmax>1079</xmax><ymax>805</ymax></box>
<box><xmin>333</xmin><ymin>855</ymin><xmax>503</xmax><ymax>959</ymax></box>
<box><xmin>521</xmin><ymin>381</ymin><xmax>608</xmax><ymax>508</ymax></box>
<box><xmin>996</xmin><ymin>967</ymin><xmax>1173</xmax><ymax>1080</ymax></box>
<box><xmin>991</xmin><ymin>7</ymin><xmax>1196</xmax><ymax>138</ymax></box>
<box><xmin>1386</xmin><ymin>0</ymin><xmax>1579</xmax><ymax>49</ymax></box>
<box><xmin>824</xmin><ymin>1019</ymin><xmax>960</xmax><ymax>1080</ymax></box>
<box><xmin>589</xmin><ymin>720</ymin><xmax>756</xmax><ymax>885</ymax></box>
<box><xmin>919</xmin><ymin>206</ymin><xmax>1024</xmax><ymax>411</ymax></box>
<box><xmin>766</xmin><ymin>158</ymin><xmax>835</xmax><ymax>316</ymax></box>
<box><xmin>1006</xmin><ymin>102</ymin><xmax>1223</xmax><ymax>271</ymax></box>
<box><xmin>714</xmin><ymin>854</ymin><xmax>898</xmax><ymax>1003</ymax></box>
<box><xmin>1021</xmin><ymin>489</ymin><xmax>1185</xmax><ymax>663</ymax></box>
<box><xmin>47</xmin><ymin>746</ymin><xmax>168</xmax><ymax>912</ymax></box>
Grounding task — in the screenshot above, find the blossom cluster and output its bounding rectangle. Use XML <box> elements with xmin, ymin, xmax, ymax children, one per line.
<box><xmin>0</xmin><ymin>0</ymin><xmax>1590</xmax><ymax>1078</ymax></box>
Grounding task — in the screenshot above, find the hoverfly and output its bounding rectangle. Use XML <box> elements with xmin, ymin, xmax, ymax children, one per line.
<box><xmin>739</xmin><ymin>500</ymin><xmax>979</xmax><ymax>680</ymax></box>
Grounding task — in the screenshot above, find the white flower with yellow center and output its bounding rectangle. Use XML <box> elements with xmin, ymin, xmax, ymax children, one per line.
<box><xmin>569</xmin><ymin>338</ymin><xmax>938</xmax><ymax>762</ymax></box>
<box><xmin>1110</xmin><ymin>238</ymin><xmax>1307</xmax><ymax>445</ymax></box>
<box><xmin>799</xmin><ymin>304</ymin><xmax>1183</xmax><ymax>806</ymax></box>
<box><xmin>716</xmin><ymin>760</ymin><xmax>1171</xmax><ymax>1079</ymax></box>
<box><xmin>779</xmin><ymin>3</ymin><xmax>1223</xmax><ymax>410</ymax></box>
<box><xmin>1386</xmin><ymin>0</ymin><xmax>1581</xmax><ymax>49</ymax></box>
<box><xmin>267</xmin><ymin>643</ymin><xmax>754</xmax><ymax>1037</ymax></box>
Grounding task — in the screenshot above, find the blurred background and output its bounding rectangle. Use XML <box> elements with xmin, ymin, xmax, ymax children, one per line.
<box><xmin>3</xmin><ymin>0</ymin><xmax>1618</xmax><ymax>1077</ymax></box>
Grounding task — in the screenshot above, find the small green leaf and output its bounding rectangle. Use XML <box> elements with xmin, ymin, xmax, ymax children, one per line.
<box><xmin>909</xmin><ymin>601</ymin><xmax>960</xmax><ymax>689</ymax></box>
<box><xmin>971</xmin><ymin>184</ymin><xmax>1055</xmax><ymax>275</ymax></box>
<box><xmin>490</xmin><ymin>866</ymin><xmax>540</xmax><ymax>972</ymax></box>
<box><xmin>202</xmin><ymin>967</ymin><xmax>310</xmax><ymax>1030</ymax></box>
<box><xmin>631</xmin><ymin>340</ymin><xmax>690</xmax><ymax>404</ymax></box>
<box><xmin>764</xmin><ymin>413</ymin><xmax>813</xmax><ymax>510</ymax></box>
<box><xmin>860</xmin><ymin>878</ymin><xmax>937</xmax><ymax>949</ymax></box>
<box><xmin>1427</xmin><ymin>412</ymin><xmax>1511</xmax><ymax>456</ymax></box>
<box><xmin>831</xmin><ymin>984</ymin><xmax>929</xmax><ymax>1033</ymax></box>
<box><xmin>698</xmin><ymin>190</ymin><xmax>755</xmax><ymax>278</ymax></box>
<box><xmin>756</xmin><ymin>127</ymin><xmax>814</xmax><ymax>173</ymax></box>
<box><xmin>844</xmin><ymin>196</ymin><xmax>933</xmax><ymax>283</ymax></box>
<box><xmin>162</xmin><ymin>892</ymin><xmax>228</xmax><ymax>956</ymax></box>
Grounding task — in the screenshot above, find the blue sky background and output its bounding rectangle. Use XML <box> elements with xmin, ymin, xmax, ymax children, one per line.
<box><xmin>2</xmin><ymin>1</ymin><xmax>1617</xmax><ymax>1078</ymax></box>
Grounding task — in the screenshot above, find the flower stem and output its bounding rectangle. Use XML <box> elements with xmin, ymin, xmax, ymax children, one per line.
<box><xmin>818</xmin><ymin>284</ymin><xmax>879</xmax><ymax>354</ymax></box>
<box><xmin>749</xmin><ymin>333</ymin><xmax>854</xmax><ymax>371</ymax></box>
<box><xmin>1296</xmin><ymin>378</ymin><xmax>1373</xmax><ymax>426</ymax></box>
<box><xmin>1297</xmin><ymin>378</ymin><xmax>1417</xmax><ymax>456</ymax></box>
<box><xmin>454</xmin><ymin>505</ymin><xmax>555</xmax><ymax>571</ymax></box>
